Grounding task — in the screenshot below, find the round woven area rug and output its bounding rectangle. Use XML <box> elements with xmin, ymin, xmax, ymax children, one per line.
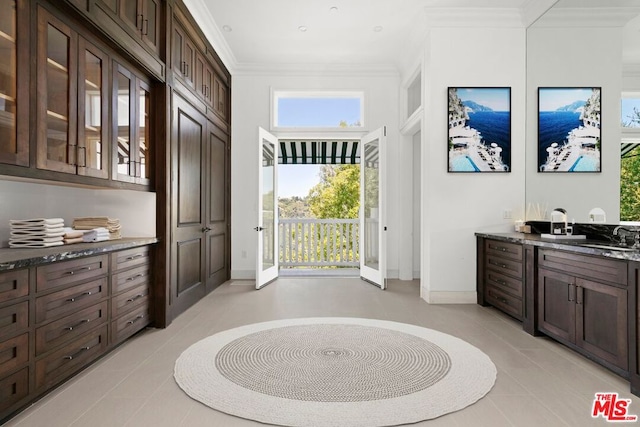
<box><xmin>174</xmin><ymin>317</ymin><xmax>496</xmax><ymax>427</ymax></box>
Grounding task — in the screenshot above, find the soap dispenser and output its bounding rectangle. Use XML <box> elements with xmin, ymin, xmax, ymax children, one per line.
<box><xmin>550</xmin><ymin>208</ymin><xmax>567</xmax><ymax>235</ymax></box>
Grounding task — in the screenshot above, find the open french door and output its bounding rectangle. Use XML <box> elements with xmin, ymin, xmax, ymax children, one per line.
<box><xmin>360</xmin><ymin>127</ymin><xmax>387</xmax><ymax>289</ymax></box>
<box><xmin>256</xmin><ymin>127</ymin><xmax>278</xmax><ymax>289</ymax></box>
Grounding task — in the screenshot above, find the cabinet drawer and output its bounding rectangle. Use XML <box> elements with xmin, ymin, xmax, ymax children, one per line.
<box><xmin>35</xmin><ymin>278</ymin><xmax>107</xmax><ymax>324</ymax></box>
<box><xmin>0</xmin><ymin>269</ymin><xmax>29</xmax><ymax>304</ymax></box>
<box><xmin>0</xmin><ymin>302</ymin><xmax>28</xmax><ymax>341</ymax></box>
<box><xmin>112</xmin><ymin>284</ymin><xmax>150</xmax><ymax>318</ymax></box>
<box><xmin>112</xmin><ymin>304</ymin><xmax>150</xmax><ymax>345</ymax></box>
<box><xmin>112</xmin><ymin>264</ymin><xmax>150</xmax><ymax>294</ymax></box>
<box><xmin>486</xmin><ymin>285</ymin><xmax>523</xmax><ymax>319</ymax></box>
<box><xmin>486</xmin><ymin>254</ymin><xmax>523</xmax><ymax>279</ymax></box>
<box><xmin>539</xmin><ymin>249</ymin><xmax>627</xmax><ymax>286</ymax></box>
<box><xmin>36</xmin><ymin>255</ymin><xmax>108</xmax><ymax>292</ymax></box>
<box><xmin>110</xmin><ymin>246</ymin><xmax>150</xmax><ymax>272</ymax></box>
<box><xmin>35</xmin><ymin>301</ymin><xmax>108</xmax><ymax>356</ymax></box>
<box><xmin>485</xmin><ymin>240</ymin><xmax>522</xmax><ymax>261</ymax></box>
<box><xmin>35</xmin><ymin>325</ymin><xmax>108</xmax><ymax>391</ymax></box>
<box><xmin>0</xmin><ymin>367</ymin><xmax>29</xmax><ymax>414</ymax></box>
<box><xmin>485</xmin><ymin>269</ymin><xmax>523</xmax><ymax>299</ymax></box>
<box><xmin>0</xmin><ymin>333</ymin><xmax>29</xmax><ymax>378</ymax></box>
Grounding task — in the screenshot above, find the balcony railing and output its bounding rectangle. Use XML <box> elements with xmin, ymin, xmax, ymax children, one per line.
<box><xmin>279</xmin><ymin>218</ymin><xmax>359</xmax><ymax>267</ymax></box>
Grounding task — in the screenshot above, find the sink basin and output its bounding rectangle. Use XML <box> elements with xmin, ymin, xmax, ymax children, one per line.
<box><xmin>580</xmin><ymin>243</ymin><xmax>638</xmax><ymax>252</ymax></box>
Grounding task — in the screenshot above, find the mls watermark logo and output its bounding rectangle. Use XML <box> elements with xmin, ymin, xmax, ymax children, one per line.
<box><xmin>592</xmin><ymin>393</ymin><xmax>638</xmax><ymax>422</ymax></box>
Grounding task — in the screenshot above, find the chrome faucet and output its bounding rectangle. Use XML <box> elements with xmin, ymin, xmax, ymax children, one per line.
<box><xmin>613</xmin><ymin>225</ymin><xmax>640</xmax><ymax>248</ymax></box>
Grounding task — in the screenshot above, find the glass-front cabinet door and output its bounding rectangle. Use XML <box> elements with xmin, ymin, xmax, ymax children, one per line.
<box><xmin>113</xmin><ymin>61</ymin><xmax>151</xmax><ymax>185</ymax></box>
<box><xmin>36</xmin><ymin>7</ymin><xmax>77</xmax><ymax>174</ymax></box>
<box><xmin>77</xmin><ymin>38</ymin><xmax>108</xmax><ymax>178</ymax></box>
<box><xmin>0</xmin><ymin>0</ymin><xmax>28</xmax><ymax>166</ymax></box>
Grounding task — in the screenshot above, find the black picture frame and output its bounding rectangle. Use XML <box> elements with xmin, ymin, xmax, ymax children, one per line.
<box><xmin>537</xmin><ymin>87</ymin><xmax>601</xmax><ymax>173</ymax></box>
<box><xmin>447</xmin><ymin>87</ymin><xmax>511</xmax><ymax>173</ymax></box>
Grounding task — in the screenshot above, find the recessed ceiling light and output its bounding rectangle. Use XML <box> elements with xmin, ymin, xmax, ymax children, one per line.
<box><xmin>373</xmin><ymin>26</ymin><xmax>383</xmax><ymax>32</ymax></box>
<box><xmin>298</xmin><ymin>26</ymin><xmax>308</xmax><ymax>32</ymax></box>
<box><xmin>330</xmin><ymin>6</ymin><xmax>338</xmax><ymax>13</ymax></box>
<box><xmin>222</xmin><ymin>25</ymin><xmax>232</xmax><ymax>32</ymax></box>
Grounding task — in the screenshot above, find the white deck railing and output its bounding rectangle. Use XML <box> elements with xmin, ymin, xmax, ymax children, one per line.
<box><xmin>279</xmin><ymin>219</ymin><xmax>359</xmax><ymax>267</ymax></box>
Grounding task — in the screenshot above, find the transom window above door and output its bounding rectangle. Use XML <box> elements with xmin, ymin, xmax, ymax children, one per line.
<box><xmin>272</xmin><ymin>91</ymin><xmax>364</xmax><ymax>131</ymax></box>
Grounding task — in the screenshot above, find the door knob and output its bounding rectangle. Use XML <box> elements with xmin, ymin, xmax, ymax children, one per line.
<box><xmin>254</xmin><ymin>226</ymin><xmax>264</xmax><ymax>231</ymax></box>
<box><xmin>202</xmin><ymin>227</ymin><xmax>212</xmax><ymax>232</ymax></box>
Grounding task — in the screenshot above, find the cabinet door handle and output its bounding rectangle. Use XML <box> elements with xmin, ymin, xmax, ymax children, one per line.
<box><xmin>125</xmin><ymin>254</ymin><xmax>144</xmax><ymax>261</ymax></box>
<box><xmin>77</xmin><ymin>146</ymin><xmax>86</xmax><ymax>167</ymax></box>
<box><xmin>126</xmin><ymin>273</ymin><xmax>145</xmax><ymax>282</ymax></box>
<box><xmin>576</xmin><ymin>286</ymin><xmax>583</xmax><ymax>305</ymax></box>
<box><xmin>127</xmin><ymin>314</ymin><xmax>145</xmax><ymax>325</ymax></box>
<box><xmin>64</xmin><ymin>319</ymin><xmax>91</xmax><ymax>331</ymax></box>
<box><xmin>137</xmin><ymin>14</ymin><xmax>144</xmax><ymax>31</ymax></box>
<box><xmin>66</xmin><ymin>291</ymin><xmax>92</xmax><ymax>302</ymax></box>
<box><xmin>64</xmin><ymin>266</ymin><xmax>91</xmax><ymax>276</ymax></box>
<box><xmin>126</xmin><ymin>294</ymin><xmax>145</xmax><ymax>303</ymax></box>
<box><xmin>63</xmin><ymin>345</ymin><xmax>91</xmax><ymax>360</ymax></box>
<box><xmin>142</xmin><ymin>18</ymin><xmax>149</xmax><ymax>36</ymax></box>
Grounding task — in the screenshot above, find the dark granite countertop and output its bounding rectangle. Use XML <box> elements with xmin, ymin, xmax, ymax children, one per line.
<box><xmin>475</xmin><ymin>232</ymin><xmax>640</xmax><ymax>262</ymax></box>
<box><xmin>0</xmin><ymin>237</ymin><xmax>158</xmax><ymax>271</ymax></box>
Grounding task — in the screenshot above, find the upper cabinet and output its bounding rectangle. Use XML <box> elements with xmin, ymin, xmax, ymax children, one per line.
<box><xmin>172</xmin><ymin>19</ymin><xmax>196</xmax><ymax>90</ymax></box>
<box><xmin>112</xmin><ymin>62</ymin><xmax>152</xmax><ymax>185</ymax></box>
<box><xmin>0</xmin><ymin>0</ymin><xmax>28</xmax><ymax>166</ymax></box>
<box><xmin>95</xmin><ymin>0</ymin><xmax>161</xmax><ymax>56</ymax></box>
<box><xmin>36</xmin><ymin>6</ymin><xmax>108</xmax><ymax>179</ymax></box>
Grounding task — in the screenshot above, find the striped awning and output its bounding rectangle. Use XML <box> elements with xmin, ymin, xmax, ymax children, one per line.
<box><xmin>278</xmin><ymin>140</ymin><xmax>360</xmax><ymax>164</ymax></box>
<box><xmin>622</xmin><ymin>142</ymin><xmax>640</xmax><ymax>159</ymax></box>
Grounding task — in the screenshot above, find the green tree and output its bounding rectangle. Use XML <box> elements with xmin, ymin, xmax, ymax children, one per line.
<box><xmin>621</xmin><ymin>146</ymin><xmax>640</xmax><ymax>221</ymax></box>
<box><xmin>278</xmin><ymin>196</ymin><xmax>311</xmax><ymax>218</ymax></box>
<box><xmin>308</xmin><ymin>165</ymin><xmax>360</xmax><ymax>219</ymax></box>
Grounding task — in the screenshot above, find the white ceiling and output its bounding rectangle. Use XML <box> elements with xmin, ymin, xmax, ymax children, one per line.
<box><xmin>185</xmin><ymin>0</ymin><xmax>640</xmax><ymax>71</ymax></box>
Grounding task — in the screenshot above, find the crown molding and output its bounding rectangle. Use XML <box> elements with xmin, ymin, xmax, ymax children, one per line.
<box><xmin>522</xmin><ymin>0</ymin><xmax>559</xmax><ymax>27</ymax></box>
<box><xmin>424</xmin><ymin>7</ymin><xmax>525</xmax><ymax>28</ymax></box>
<box><xmin>182</xmin><ymin>0</ymin><xmax>238</xmax><ymax>74</ymax></box>
<box><xmin>533</xmin><ymin>6</ymin><xmax>640</xmax><ymax>27</ymax></box>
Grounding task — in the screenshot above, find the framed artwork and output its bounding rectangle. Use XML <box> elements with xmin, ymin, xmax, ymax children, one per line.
<box><xmin>447</xmin><ymin>87</ymin><xmax>511</xmax><ymax>172</ymax></box>
<box><xmin>538</xmin><ymin>87</ymin><xmax>601</xmax><ymax>172</ymax></box>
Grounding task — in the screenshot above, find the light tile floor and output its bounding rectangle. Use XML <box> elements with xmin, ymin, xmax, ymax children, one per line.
<box><xmin>5</xmin><ymin>278</ymin><xmax>637</xmax><ymax>427</ymax></box>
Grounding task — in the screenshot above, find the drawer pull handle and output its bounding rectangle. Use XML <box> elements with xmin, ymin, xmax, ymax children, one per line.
<box><xmin>63</xmin><ymin>346</ymin><xmax>91</xmax><ymax>360</ymax></box>
<box><xmin>127</xmin><ymin>314</ymin><xmax>145</xmax><ymax>325</ymax></box>
<box><xmin>125</xmin><ymin>254</ymin><xmax>144</xmax><ymax>261</ymax></box>
<box><xmin>494</xmin><ymin>295</ymin><xmax>509</xmax><ymax>304</ymax></box>
<box><xmin>500</xmin><ymin>247</ymin><xmax>507</xmax><ymax>252</ymax></box>
<box><xmin>64</xmin><ymin>319</ymin><xmax>91</xmax><ymax>331</ymax></box>
<box><xmin>65</xmin><ymin>266</ymin><xmax>91</xmax><ymax>276</ymax></box>
<box><xmin>126</xmin><ymin>273</ymin><xmax>145</xmax><ymax>282</ymax></box>
<box><xmin>497</xmin><ymin>279</ymin><xmax>507</xmax><ymax>286</ymax></box>
<box><xmin>66</xmin><ymin>291</ymin><xmax>92</xmax><ymax>302</ymax></box>
<box><xmin>126</xmin><ymin>294</ymin><xmax>145</xmax><ymax>303</ymax></box>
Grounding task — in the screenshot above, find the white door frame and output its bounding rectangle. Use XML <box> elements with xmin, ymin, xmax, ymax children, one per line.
<box><xmin>256</xmin><ymin>127</ymin><xmax>279</xmax><ymax>289</ymax></box>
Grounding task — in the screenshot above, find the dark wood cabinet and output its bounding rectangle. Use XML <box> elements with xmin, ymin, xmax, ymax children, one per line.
<box><xmin>213</xmin><ymin>73</ymin><xmax>228</xmax><ymax>121</ymax></box>
<box><xmin>478</xmin><ymin>238</ymin><xmax>524</xmax><ymax>320</ymax></box>
<box><xmin>172</xmin><ymin>20</ymin><xmax>195</xmax><ymax>89</ymax></box>
<box><xmin>36</xmin><ymin>6</ymin><xmax>109</xmax><ymax>179</ymax></box>
<box><xmin>0</xmin><ymin>0</ymin><xmax>29</xmax><ymax>167</ymax></box>
<box><xmin>112</xmin><ymin>61</ymin><xmax>152</xmax><ymax>185</ymax></box>
<box><xmin>538</xmin><ymin>249</ymin><xmax>628</xmax><ymax>372</ymax></box>
<box><xmin>94</xmin><ymin>0</ymin><xmax>161</xmax><ymax>56</ymax></box>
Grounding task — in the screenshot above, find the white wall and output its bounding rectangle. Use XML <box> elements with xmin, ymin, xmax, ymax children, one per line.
<box><xmin>526</xmin><ymin>26</ymin><xmax>622</xmax><ymax>223</ymax></box>
<box><xmin>231</xmin><ymin>72</ymin><xmax>400</xmax><ymax>279</ymax></box>
<box><xmin>0</xmin><ymin>179</ymin><xmax>156</xmax><ymax>246</ymax></box>
<box><xmin>419</xmin><ymin>27</ymin><xmax>527</xmax><ymax>302</ymax></box>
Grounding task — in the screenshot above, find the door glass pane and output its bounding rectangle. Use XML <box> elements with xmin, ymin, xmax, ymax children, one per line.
<box><xmin>363</xmin><ymin>139</ymin><xmax>380</xmax><ymax>270</ymax></box>
<box><xmin>84</xmin><ymin>49</ymin><xmax>102</xmax><ymax>171</ymax></box>
<box><xmin>0</xmin><ymin>0</ymin><xmax>17</xmax><ymax>154</ymax></box>
<box><xmin>116</xmin><ymin>71</ymin><xmax>130</xmax><ymax>175</ymax></box>
<box><xmin>262</xmin><ymin>139</ymin><xmax>275</xmax><ymax>270</ymax></box>
<box><xmin>46</xmin><ymin>24</ymin><xmax>69</xmax><ymax>163</ymax></box>
<box><xmin>139</xmin><ymin>86</ymin><xmax>149</xmax><ymax>179</ymax></box>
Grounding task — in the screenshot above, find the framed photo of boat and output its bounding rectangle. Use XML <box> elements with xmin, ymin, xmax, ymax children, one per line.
<box><xmin>447</xmin><ymin>87</ymin><xmax>511</xmax><ymax>172</ymax></box>
<box><xmin>538</xmin><ymin>87</ymin><xmax>601</xmax><ymax>173</ymax></box>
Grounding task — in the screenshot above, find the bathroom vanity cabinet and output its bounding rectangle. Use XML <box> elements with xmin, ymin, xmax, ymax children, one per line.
<box><xmin>477</xmin><ymin>232</ymin><xmax>640</xmax><ymax>396</ymax></box>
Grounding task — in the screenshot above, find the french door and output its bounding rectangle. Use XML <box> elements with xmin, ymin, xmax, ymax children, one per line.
<box><xmin>360</xmin><ymin>127</ymin><xmax>387</xmax><ymax>288</ymax></box>
<box><xmin>256</xmin><ymin>127</ymin><xmax>279</xmax><ymax>289</ymax></box>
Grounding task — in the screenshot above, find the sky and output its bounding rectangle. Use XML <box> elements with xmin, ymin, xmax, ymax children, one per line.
<box><xmin>278</xmin><ymin>164</ymin><xmax>322</xmax><ymax>198</ymax></box>
<box><xmin>538</xmin><ymin>88</ymin><xmax>595</xmax><ymax>112</ymax></box>
<box><xmin>622</xmin><ymin>97</ymin><xmax>640</xmax><ymax>127</ymax></box>
<box><xmin>456</xmin><ymin>88</ymin><xmax>510</xmax><ymax>111</ymax></box>
<box><xmin>277</xmin><ymin>97</ymin><xmax>361</xmax><ymax>127</ymax></box>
